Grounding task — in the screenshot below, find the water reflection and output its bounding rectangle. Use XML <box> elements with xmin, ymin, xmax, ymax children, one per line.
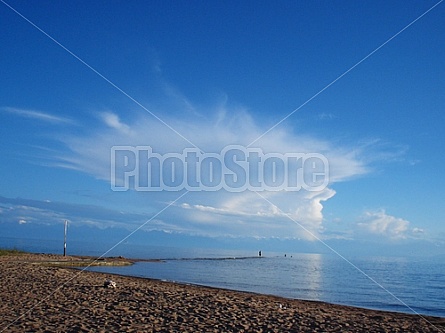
<box><xmin>289</xmin><ymin>253</ymin><xmax>323</xmax><ymax>301</ymax></box>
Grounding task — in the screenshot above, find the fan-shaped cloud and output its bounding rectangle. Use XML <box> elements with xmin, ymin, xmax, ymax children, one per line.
<box><xmin>3</xmin><ymin>98</ymin><xmax>404</xmax><ymax>240</ymax></box>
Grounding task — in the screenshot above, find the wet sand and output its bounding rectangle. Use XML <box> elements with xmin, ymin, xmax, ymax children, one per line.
<box><xmin>1</xmin><ymin>253</ymin><xmax>444</xmax><ymax>332</ymax></box>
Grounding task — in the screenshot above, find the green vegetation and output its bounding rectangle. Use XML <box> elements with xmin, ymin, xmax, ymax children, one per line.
<box><xmin>0</xmin><ymin>248</ymin><xmax>27</xmax><ymax>256</ymax></box>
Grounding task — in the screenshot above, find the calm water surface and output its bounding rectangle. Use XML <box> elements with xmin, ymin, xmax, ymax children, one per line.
<box><xmin>88</xmin><ymin>253</ymin><xmax>445</xmax><ymax>318</ymax></box>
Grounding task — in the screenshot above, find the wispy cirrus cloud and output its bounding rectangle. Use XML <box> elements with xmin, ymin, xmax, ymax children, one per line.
<box><xmin>1</xmin><ymin>106</ymin><xmax>75</xmax><ymax>124</ymax></box>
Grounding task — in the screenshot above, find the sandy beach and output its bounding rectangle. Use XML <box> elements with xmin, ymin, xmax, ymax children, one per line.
<box><xmin>1</xmin><ymin>253</ymin><xmax>444</xmax><ymax>333</ymax></box>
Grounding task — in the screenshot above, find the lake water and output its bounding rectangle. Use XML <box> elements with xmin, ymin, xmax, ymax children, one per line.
<box><xmin>87</xmin><ymin>252</ymin><xmax>445</xmax><ymax>318</ymax></box>
<box><xmin>1</xmin><ymin>237</ymin><xmax>444</xmax><ymax>317</ymax></box>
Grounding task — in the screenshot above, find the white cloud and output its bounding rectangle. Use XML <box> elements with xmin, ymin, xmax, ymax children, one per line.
<box><xmin>317</xmin><ymin>112</ymin><xmax>336</xmax><ymax>120</ymax></box>
<box><xmin>357</xmin><ymin>210</ymin><xmax>410</xmax><ymax>239</ymax></box>
<box><xmin>57</xmin><ymin>107</ymin><xmax>369</xmax><ymax>183</ymax></box>
<box><xmin>176</xmin><ymin>188</ymin><xmax>335</xmax><ymax>240</ymax></box>
<box><xmin>99</xmin><ymin>112</ymin><xmax>131</xmax><ymax>134</ymax></box>
<box><xmin>38</xmin><ymin>100</ymin><xmax>398</xmax><ymax>239</ymax></box>
<box><xmin>1</xmin><ymin>107</ymin><xmax>74</xmax><ymax>124</ymax></box>
<box><xmin>0</xmin><ymin>197</ymin><xmax>148</xmax><ymax>231</ymax></box>
<box><xmin>412</xmin><ymin>227</ymin><xmax>424</xmax><ymax>234</ymax></box>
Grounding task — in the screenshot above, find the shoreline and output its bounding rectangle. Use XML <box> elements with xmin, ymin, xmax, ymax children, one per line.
<box><xmin>1</xmin><ymin>251</ymin><xmax>162</xmax><ymax>267</ymax></box>
<box><xmin>1</xmin><ymin>253</ymin><xmax>445</xmax><ymax>332</ymax></box>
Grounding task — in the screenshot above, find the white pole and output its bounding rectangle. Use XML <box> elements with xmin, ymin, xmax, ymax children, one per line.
<box><xmin>63</xmin><ymin>220</ymin><xmax>67</xmax><ymax>256</ymax></box>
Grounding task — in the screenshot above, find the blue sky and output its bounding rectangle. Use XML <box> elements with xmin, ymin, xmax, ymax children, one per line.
<box><xmin>1</xmin><ymin>0</ymin><xmax>444</xmax><ymax>256</ymax></box>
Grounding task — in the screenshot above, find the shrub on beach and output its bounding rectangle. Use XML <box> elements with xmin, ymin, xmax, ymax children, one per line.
<box><xmin>0</xmin><ymin>248</ymin><xmax>27</xmax><ymax>256</ymax></box>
